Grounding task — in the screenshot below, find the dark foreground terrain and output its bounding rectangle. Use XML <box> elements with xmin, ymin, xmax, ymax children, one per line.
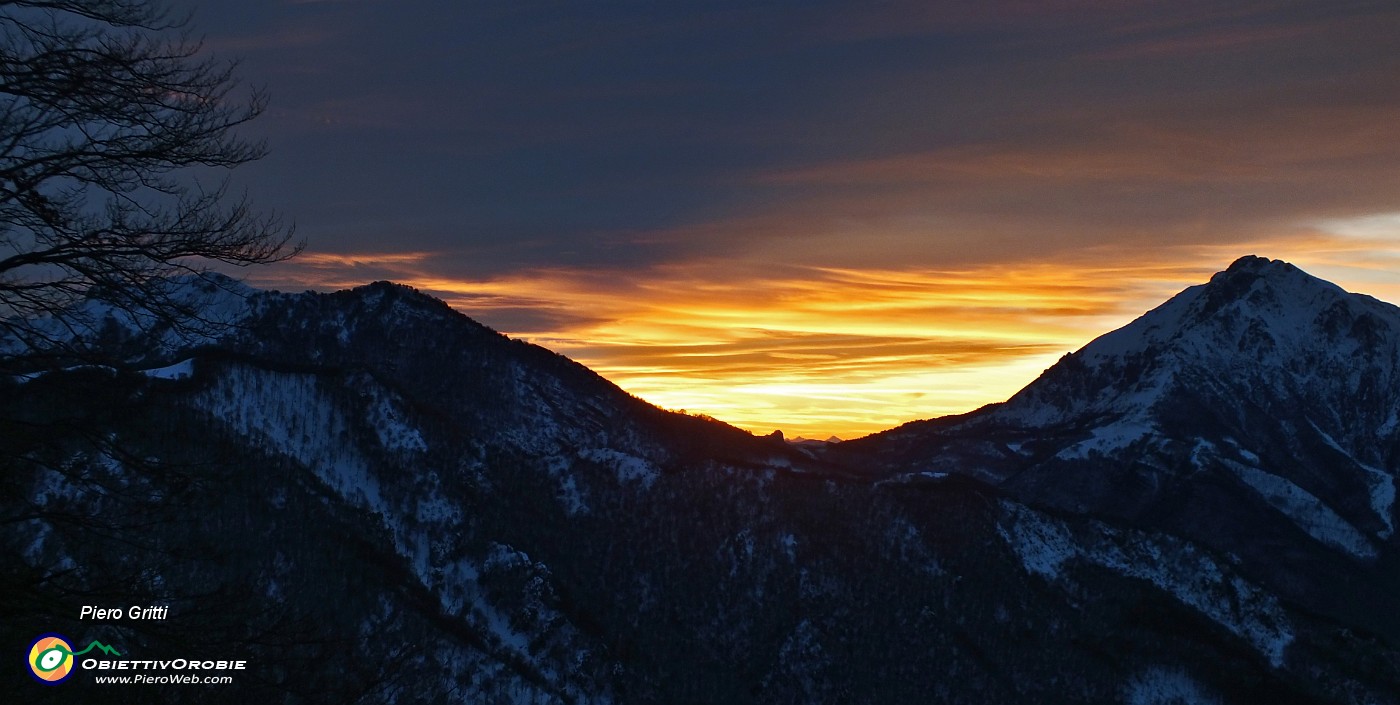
<box><xmin>4</xmin><ymin>256</ymin><xmax>1398</xmax><ymax>703</ymax></box>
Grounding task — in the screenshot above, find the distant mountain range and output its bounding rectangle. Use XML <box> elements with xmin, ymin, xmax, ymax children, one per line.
<box><xmin>3</xmin><ymin>256</ymin><xmax>1397</xmax><ymax>703</ymax></box>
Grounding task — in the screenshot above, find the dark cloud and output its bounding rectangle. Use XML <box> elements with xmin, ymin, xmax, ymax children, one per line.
<box><xmin>179</xmin><ymin>0</ymin><xmax>1400</xmax><ymax>272</ymax></box>
<box><xmin>181</xmin><ymin>0</ymin><xmax>1400</xmax><ymax>434</ymax></box>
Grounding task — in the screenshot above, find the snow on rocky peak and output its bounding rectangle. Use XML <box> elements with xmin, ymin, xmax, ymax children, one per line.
<box><xmin>1</xmin><ymin>271</ymin><xmax>266</xmax><ymax>366</ymax></box>
<box><xmin>996</xmin><ymin>255</ymin><xmax>1400</xmax><ymax>430</ymax></box>
<box><xmin>961</xmin><ymin>256</ymin><xmax>1400</xmax><ymax>560</ymax></box>
<box><xmin>1079</xmin><ymin>255</ymin><xmax>1390</xmax><ymax>366</ymax></box>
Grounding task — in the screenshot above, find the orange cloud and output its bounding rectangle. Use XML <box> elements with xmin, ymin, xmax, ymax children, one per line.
<box><xmin>240</xmin><ymin>205</ymin><xmax>1400</xmax><ymax>441</ymax></box>
<box><xmin>242</xmin><ymin>216</ymin><xmax>1400</xmax><ymax>442</ymax></box>
<box><xmin>297</xmin><ymin>251</ymin><xmax>436</xmax><ymax>266</ymax></box>
<box><xmin>245</xmin><ymin>248</ymin><xmax>1208</xmax><ymax>438</ymax></box>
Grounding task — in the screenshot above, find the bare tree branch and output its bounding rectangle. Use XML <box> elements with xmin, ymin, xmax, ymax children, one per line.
<box><xmin>0</xmin><ymin>0</ymin><xmax>299</xmax><ymax>371</ymax></box>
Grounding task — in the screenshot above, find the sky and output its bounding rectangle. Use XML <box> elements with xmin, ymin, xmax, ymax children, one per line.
<box><xmin>178</xmin><ymin>0</ymin><xmax>1400</xmax><ymax>439</ymax></box>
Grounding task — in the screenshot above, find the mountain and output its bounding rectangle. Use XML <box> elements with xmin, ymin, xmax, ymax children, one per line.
<box><xmin>837</xmin><ymin>256</ymin><xmax>1400</xmax><ymax>639</ymax></box>
<box><xmin>4</xmin><ymin>260</ymin><xmax>1399</xmax><ymax>703</ymax></box>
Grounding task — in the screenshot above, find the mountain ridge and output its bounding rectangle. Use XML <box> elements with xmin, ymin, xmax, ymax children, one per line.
<box><xmin>832</xmin><ymin>255</ymin><xmax>1400</xmax><ymax>644</ymax></box>
<box><xmin>5</xmin><ymin>256</ymin><xmax>1400</xmax><ymax>703</ymax></box>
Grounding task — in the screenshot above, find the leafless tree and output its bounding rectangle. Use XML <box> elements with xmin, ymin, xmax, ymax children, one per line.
<box><xmin>0</xmin><ymin>0</ymin><xmax>297</xmax><ymax>369</ymax></box>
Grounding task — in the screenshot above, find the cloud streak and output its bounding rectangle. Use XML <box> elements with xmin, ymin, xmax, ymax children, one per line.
<box><xmin>182</xmin><ymin>0</ymin><xmax>1400</xmax><ymax>436</ymax></box>
<box><xmin>247</xmin><ymin>217</ymin><xmax>1400</xmax><ymax>439</ymax></box>
<box><xmin>242</xmin><ymin>248</ymin><xmax>1220</xmax><ymax>437</ymax></box>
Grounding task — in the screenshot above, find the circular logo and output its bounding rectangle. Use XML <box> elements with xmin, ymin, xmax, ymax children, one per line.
<box><xmin>28</xmin><ymin>634</ymin><xmax>75</xmax><ymax>684</ymax></box>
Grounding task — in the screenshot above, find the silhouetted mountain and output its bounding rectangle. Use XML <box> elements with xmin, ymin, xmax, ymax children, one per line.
<box><xmin>838</xmin><ymin>256</ymin><xmax>1400</xmax><ymax>646</ymax></box>
<box><xmin>4</xmin><ymin>260</ymin><xmax>1397</xmax><ymax>703</ymax></box>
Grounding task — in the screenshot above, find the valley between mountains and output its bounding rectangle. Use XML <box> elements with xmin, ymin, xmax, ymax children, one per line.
<box><xmin>3</xmin><ymin>256</ymin><xmax>1398</xmax><ymax>704</ymax></box>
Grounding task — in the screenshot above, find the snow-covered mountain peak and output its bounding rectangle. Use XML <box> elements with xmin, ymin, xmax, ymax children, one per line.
<box><xmin>849</xmin><ymin>258</ymin><xmax>1400</xmax><ymax>588</ymax></box>
<box><xmin>1078</xmin><ymin>255</ymin><xmax>1373</xmax><ymax>367</ymax></box>
<box><xmin>2</xmin><ymin>270</ymin><xmax>267</xmax><ymax>369</ymax></box>
<box><xmin>993</xmin><ymin>256</ymin><xmax>1400</xmax><ymax>434</ymax></box>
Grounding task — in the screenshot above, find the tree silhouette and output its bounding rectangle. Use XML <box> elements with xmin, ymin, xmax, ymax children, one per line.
<box><xmin>0</xmin><ymin>0</ymin><xmax>297</xmax><ymax>369</ymax></box>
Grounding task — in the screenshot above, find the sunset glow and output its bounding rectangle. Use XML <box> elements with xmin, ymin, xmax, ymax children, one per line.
<box><xmin>202</xmin><ymin>0</ymin><xmax>1400</xmax><ymax>439</ymax></box>
<box><xmin>250</xmin><ymin>227</ymin><xmax>1400</xmax><ymax>439</ymax></box>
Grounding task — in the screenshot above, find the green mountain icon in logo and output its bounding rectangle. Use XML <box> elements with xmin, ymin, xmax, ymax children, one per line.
<box><xmin>73</xmin><ymin>641</ymin><xmax>122</xmax><ymax>657</ymax></box>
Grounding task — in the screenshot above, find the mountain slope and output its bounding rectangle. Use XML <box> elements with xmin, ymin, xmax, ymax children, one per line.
<box><xmin>4</xmin><ymin>262</ymin><xmax>1399</xmax><ymax>703</ymax></box>
<box><xmin>841</xmin><ymin>256</ymin><xmax>1400</xmax><ymax>640</ymax></box>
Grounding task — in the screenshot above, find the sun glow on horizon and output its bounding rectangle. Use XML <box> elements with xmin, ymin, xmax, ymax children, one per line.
<box><xmin>247</xmin><ymin>228</ymin><xmax>1400</xmax><ymax>440</ymax></box>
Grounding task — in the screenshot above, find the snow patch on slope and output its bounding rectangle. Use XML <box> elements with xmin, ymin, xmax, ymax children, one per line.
<box><xmin>1055</xmin><ymin>418</ymin><xmax>1157</xmax><ymax>460</ymax></box>
<box><xmin>873</xmin><ymin>470</ymin><xmax>950</xmax><ymax>488</ymax></box>
<box><xmin>541</xmin><ymin>455</ymin><xmax>590</xmax><ymax>516</ymax></box>
<box><xmin>194</xmin><ymin>365</ymin><xmax>386</xmax><ymax>515</ymax></box>
<box><xmin>1224</xmin><ymin>460</ymin><xmax>1376</xmax><ymax>559</ymax></box>
<box><xmin>998</xmin><ymin>502</ymin><xmax>1294</xmax><ymax>668</ymax></box>
<box><xmin>1123</xmin><ymin>667</ymin><xmax>1221</xmax><ymax>705</ymax></box>
<box><xmin>1365</xmin><ymin>467</ymin><xmax>1396</xmax><ymax>540</ymax></box>
<box><xmin>580</xmin><ymin>448</ymin><xmax>659</xmax><ymax>489</ymax></box>
<box><xmin>1079</xmin><ymin>283</ymin><xmax>1209</xmax><ymax>364</ymax></box>
<box><xmin>362</xmin><ymin>384</ymin><xmax>427</xmax><ymax>455</ymax></box>
<box><xmin>996</xmin><ymin>507</ymin><xmax>1076</xmax><ymax>579</ymax></box>
<box><xmin>141</xmin><ymin>358</ymin><xmax>195</xmax><ymax>380</ymax></box>
<box><xmin>1306</xmin><ymin>420</ymin><xmax>1396</xmax><ymax>540</ymax></box>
